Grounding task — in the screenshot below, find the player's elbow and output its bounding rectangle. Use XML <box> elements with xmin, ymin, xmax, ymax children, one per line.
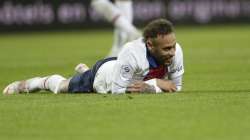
<box><xmin>111</xmin><ymin>90</ymin><xmax>126</xmax><ymax>94</ymax></box>
<box><xmin>176</xmin><ymin>85</ymin><xmax>182</xmax><ymax>92</ymax></box>
<box><xmin>111</xmin><ymin>83</ymin><xmax>126</xmax><ymax>94</ymax></box>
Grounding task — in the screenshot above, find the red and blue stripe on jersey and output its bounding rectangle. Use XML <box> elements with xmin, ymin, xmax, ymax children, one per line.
<box><xmin>143</xmin><ymin>48</ymin><xmax>168</xmax><ymax>81</ymax></box>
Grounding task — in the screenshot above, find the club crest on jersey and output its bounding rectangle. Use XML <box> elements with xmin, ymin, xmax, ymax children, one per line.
<box><xmin>120</xmin><ymin>65</ymin><xmax>132</xmax><ymax>79</ymax></box>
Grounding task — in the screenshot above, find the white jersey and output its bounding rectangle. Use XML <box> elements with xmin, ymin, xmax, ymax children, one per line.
<box><xmin>93</xmin><ymin>38</ymin><xmax>184</xmax><ymax>94</ymax></box>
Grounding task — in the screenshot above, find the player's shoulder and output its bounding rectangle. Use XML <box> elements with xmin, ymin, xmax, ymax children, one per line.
<box><xmin>168</xmin><ymin>42</ymin><xmax>184</xmax><ymax>78</ymax></box>
<box><xmin>175</xmin><ymin>42</ymin><xmax>183</xmax><ymax>55</ymax></box>
<box><xmin>117</xmin><ymin>38</ymin><xmax>148</xmax><ymax>69</ymax></box>
<box><xmin>173</xmin><ymin>42</ymin><xmax>183</xmax><ymax>61</ymax></box>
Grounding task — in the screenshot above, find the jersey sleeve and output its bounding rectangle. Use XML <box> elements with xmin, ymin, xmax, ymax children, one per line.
<box><xmin>168</xmin><ymin>43</ymin><xmax>184</xmax><ymax>79</ymax></box>
<box><xmin>168</xmin><ymin>43</ymin><xmax>184</xmax><ymax>91</ymax></box>
<box><xmin>111</xmin><ymin>48</ymin><xmax>138</xmax><ymax>94</ymax></box>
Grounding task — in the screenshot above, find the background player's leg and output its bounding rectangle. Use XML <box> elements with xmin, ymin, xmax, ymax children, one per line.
<box><xmin>91</xmin><ymin>0</ymin><xmax>140</xmax><ymax>40</ymax></box>
<box><xmin>109</xmin><ymin>0</ymin><xmax>134</xmax><ymax>56</ymax></box>
<box><xmin>116</xmin><ymin>0</ymin><xmax>133</xmax><ymax>23</ymax></box>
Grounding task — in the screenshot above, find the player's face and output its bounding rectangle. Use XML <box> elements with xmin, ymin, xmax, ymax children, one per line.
<box><xmin>147</xmin><ymin>33</ymin><xmax>176</xmax><ymax>66</ymax></box>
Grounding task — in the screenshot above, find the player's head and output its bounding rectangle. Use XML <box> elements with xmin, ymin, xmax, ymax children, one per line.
<box><xmin>143</xmin><ymin>19</ymin><xmax>176</xmax><ymax>66</ymax></box>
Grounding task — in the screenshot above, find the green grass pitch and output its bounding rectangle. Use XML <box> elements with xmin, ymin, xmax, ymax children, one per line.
<box><xmin>0</xmin><ymin>25</ymin><xmax>250</xmax><ymax>140</ymax></box>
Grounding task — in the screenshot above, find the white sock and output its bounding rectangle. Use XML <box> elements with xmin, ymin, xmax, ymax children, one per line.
<box><xmin>25</xmin><ymin>77</ymin><xmax>44</xmax><ymax>92</ymax></box>
<box><xmin>114</xmin><ymin>15</ymin><xmax>138</xmax><ymax>36</ymax></box>
<box><xmin>25</xmin><ymin>75</ymin><xmax>66</xmax><ymax>94</ymax></box>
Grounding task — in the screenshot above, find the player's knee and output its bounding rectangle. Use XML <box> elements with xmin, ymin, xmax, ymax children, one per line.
<box><xmin>91</xmin><ymin>0</ymin><xmax>120</xmax><ymax>22</ymax></box>
<box><xmin>57</xmin><ymin>79</ymin><xmax>70</xmax><ymax>93</ymax></box>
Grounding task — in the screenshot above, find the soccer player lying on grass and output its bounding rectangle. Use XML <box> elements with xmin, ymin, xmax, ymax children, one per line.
<box><xmin>3</xmin><ymin>19</ymin><xmax>184</xmax><ymax>95</ymax></box>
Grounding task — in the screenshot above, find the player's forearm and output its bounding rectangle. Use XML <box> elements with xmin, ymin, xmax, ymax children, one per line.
<box><xmin>126</xmin><ymin>81</ymin><xmax>157</xmax><ymax>93</ymax></box>
<box><xmin>112</xmin><ymin>80</ymin><xmax>160</xmax><ymax>94</ymax></box>
<box><xmin>112</xmin><ymin>75</ymin><xmax>183</xmax><ymax>94</ymax></box>
<box><xmin>157</xmin><ymin>75</ymin><xmax>183</xmax><ymax>92</ymax></box>
<box><xmin>155</xmin><ymin>79</ymin><xmax>178</xmax><ymax>93</ymax></box>
<box><xmin>111</xmin><ymin>82</ymin><xmax>127</xmax><ymax>94</ymax></box>
<box><xmin>145</xmin><ymin>79</ymin><xmax>179</xmax><ymax>93</ymax></box>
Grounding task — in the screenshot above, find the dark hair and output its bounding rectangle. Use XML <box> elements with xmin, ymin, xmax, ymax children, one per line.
<box><xmin>143</xmin><ymin>19</ymin><xmax>174</xmax><ymax>42</ymax></box>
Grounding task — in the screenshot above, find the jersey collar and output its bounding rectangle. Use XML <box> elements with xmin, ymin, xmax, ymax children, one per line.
<box><xmin>146</xmin><ymin>45</ymin><xmax>161</xmax><ymax>68</ymax></box>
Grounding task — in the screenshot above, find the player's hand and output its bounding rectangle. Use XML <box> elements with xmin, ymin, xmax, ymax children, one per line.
<box><xmin>126</xmin><ymin>81</ymin><xmax>156</xmax><ymax>93</ymax></box>
<box><xmin>156</xmin><ymin>79</ymin><xmax>177</xmax><ymax>93</ymax></box>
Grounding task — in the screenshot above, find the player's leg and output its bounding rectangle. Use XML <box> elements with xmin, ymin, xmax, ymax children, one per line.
<box><xmin>116</xmin><ymin>0</ymin><xmax>133</xmax><ymax>22</ymax></box>
<box><xmin>91</xmin><ymin>0</ymin><xmax>140</xmax><ymax>39</ymax></box>
<box><xmin>3</xmin><ymin>75</ymin><xmax>68</xmax><ymax>95</ymax></box>
<box><xmin>109</xmin><ymin>0</ymin><xmax>134</xmax><ymax>56</ymax></box>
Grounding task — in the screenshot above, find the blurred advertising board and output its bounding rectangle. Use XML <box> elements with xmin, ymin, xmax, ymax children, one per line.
<box><xmin>0</xmin><ymin>0</ymin><xmax>249</xmax><ymax>31</ymax></box>
<box><xmin>167</xmin><ymin>0</ymin><xmax>250</xmax><ymax>24</ymax></box>
<box><xmin>0</xmin><ymin>0</ymin><xmax>166</xmax><ymax>31</ymax></box>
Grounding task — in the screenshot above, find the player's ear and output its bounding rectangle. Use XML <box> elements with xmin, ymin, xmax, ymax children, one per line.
<box><xmin>146</xmin><ymin>39</ymin><xmax>153</xmax><ymax>50</ymax></box>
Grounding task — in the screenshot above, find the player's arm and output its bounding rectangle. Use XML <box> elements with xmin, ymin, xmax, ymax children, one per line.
<box><xmin>112</xmin><ymin>48</ymin><xmax>138</xmax><ymax>94</ymax></box>
<box><xmin>126</xmin><ymin>81</ymin><xmax>157</xmax><ymax>93</ymax></box>
<box><xmin>126</xmin><ymin>78</ymin><xmax>179</xmax><ymax>93</ymax></box>
<box><xmin>155</xmin><ymin>76</ymin><xmax>182</xmax><ymax>93</ymax></box>
<box><xmin>167</xmin><ymin>43</ymin><xmax>184</xmax><ymax>92</ymax></box>
<box><xmin>126</xmin><ymin>43</ymin><xmax>184</xmax><ymax>93</ymax></box>
<box><xmin>144</xmin><ymin>75</ymin><xmax>183</xmax><ymax>93</ymax></box>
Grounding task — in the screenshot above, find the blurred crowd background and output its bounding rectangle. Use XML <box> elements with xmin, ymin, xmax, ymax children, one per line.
<box><xmin>0</xmin><ymin>0</ymin><xmax>249</xmax><ymax>32</ymax></box>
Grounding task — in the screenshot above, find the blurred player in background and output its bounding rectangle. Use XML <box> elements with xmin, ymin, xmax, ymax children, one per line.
<box><xmin>3</xmin><ymin>19</ymin><xmax>184</xmax><ymax>95</ymax></box>
<box><xmin>91</xmin><ymin>0</ymin><xmax>141</xmax><ymax>56</ymax></box>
